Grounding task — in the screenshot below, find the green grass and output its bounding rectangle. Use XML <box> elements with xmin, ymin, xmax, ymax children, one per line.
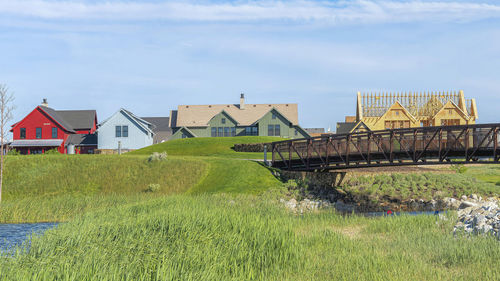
<box><xmin>128</xmin><ymin>136</ymin><xmax>283</xmax><ymax>159</ymax></box>
<box><xmin>3</xmin><ymin>155</ymin><xmax>208</xmax><ymax>199</ymax></box>
<box><xmin>1</xmin><ymin>195</ymin><xmax>499</xmax><ymax>280</ymax></box>
<box><xmin>188</xmin><ymin>158</ymin><xmax>281</xmax><ymax>194</ymax></box>
<box><xmin>465</xmin><ymin>165</ymin><xmax>500</xmax><ymax>186</ymax></box>
<box><xmin>0</xmin><ymin>155</ymin><xmax>282</xmax><ymax>222</ymax></box>
<box><xmin>342</xmin><ymin>172</ymin><xmax>499</xmax><ymax>203</ymax></box>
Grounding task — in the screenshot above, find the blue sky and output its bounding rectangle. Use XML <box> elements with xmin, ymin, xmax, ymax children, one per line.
<box><xmin>1</xmin><ymin>0</ymin><xmax>500</xmax><ymax>132</ymax></box>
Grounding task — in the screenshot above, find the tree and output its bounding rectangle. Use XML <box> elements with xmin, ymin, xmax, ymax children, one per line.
<box><xmin>0</xmin><ymin>85</ymin><xmax>14</xmax><ymax>203</ymax></box>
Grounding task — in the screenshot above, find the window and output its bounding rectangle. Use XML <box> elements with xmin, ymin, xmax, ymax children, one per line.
<box><xmin>448</xmin><ymin>109</ymin><xmax>453</xmax><ymax>115</ymax></box>
<box><xmin>252</xmin><ymin>127</ymin><xmax>258</xmax><ymax>136</ymax></box>
<box><xmin>115</xmin><ymin>126</ymin><xmax>121</xmax><ymax>137</ymax></box>
<box><xmin>115</xmin><ymin>125</ymin><xmax>128</xmax><ymax>137</ymax></box>
<box><xmin>245</xmin><ymin>127</ymin><xmax>258</xmax><ymax>136</ymax></box>
<box><xmin>268</xmin><ymin>125</ymin><xmax>274</xmax><ymax>136</ymax></box>
<box><xmin>272</xmin><ymin>113</ymin><xmax>277</xmax><ymax>119</ymax></box>
<box><xmin>274</xmin><ymin>124</ymin><xmax>280</xmax><ymax>136</ymax></box>
<box><xmin>20</xmin><ymin>128</ymin><xmax>26</xmax><ymax>139</ymax></box>
<box><xmin>36</xmin><ymin>128</ymin><xmax>42</xmax><ymax>139</ymax></box>
<box><xmin>224</xmin><ymin>127</ymin><xmax>230</xmax><ymax>137</ymax></box>
<box><xmin>221</xmin><ymin>118</ymin><xmax>226</xmax><ymax>124</ymax></box>
<box><xmin>52</xmin><ymin>127</ymin><xmax>58</xmax><ymax>139</ymax></box>
<box><xmin>231</xmin><ymin>127</ymin><xmax>236</xmax><ymax>137</ymax></box>
<box><xmin>441</xmin><ymin>119</ymin><xmax>460</xmax><ymax>126</ymax></box>
<box><xmin>218</xmin><ymin>127</ymin><xmax>223</xmax><ymax>137</ymax></box>
<box><xmin>395</xmin><ymin>111</ymin><xmax>400</xmax><ymax>116</ymax></box>
<box><xmin>211</xmin><ymin>127</ymin><xmax>217</xmax><ymax>137</ymax></box>
<box><xmin>295</xmin><ymin>130</ymin><xmax>298</xmax><ymax>136</ymax></box>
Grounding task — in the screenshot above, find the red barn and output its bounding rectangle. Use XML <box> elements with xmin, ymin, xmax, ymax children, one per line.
<box><xmin>10</xmin><ymin>99</ymin><xmax>98</xmax><ymax>154</ymax></box>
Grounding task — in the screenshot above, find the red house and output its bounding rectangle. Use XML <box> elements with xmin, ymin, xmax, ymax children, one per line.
<box><xmin>10</xmin><ymin>99</ymin><xmax>98</xmax><ymax>154</ymax></box>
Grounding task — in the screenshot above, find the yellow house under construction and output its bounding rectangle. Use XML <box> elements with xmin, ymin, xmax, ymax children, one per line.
<box><xmin>336</xmin><ymin>90</ymin><xmax>478</xmax><ymax>134</ymax></box>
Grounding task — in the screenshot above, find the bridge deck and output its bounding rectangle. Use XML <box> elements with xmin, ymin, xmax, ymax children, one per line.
<box><xmin>270</xmin><ymin>123</ymin><xmax>500</xmax><ymax>171</ymax></box>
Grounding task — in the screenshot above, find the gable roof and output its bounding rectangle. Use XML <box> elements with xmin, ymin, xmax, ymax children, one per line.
<box><xmin>374</xmin><ymin>101</ymin><xmax>417</xmax><ymax>127</ymax></box>
<box><xmin>55</xmin><ymin>110</ymin><xmax>96</xmax><ymax>130</ymax></box>
<box><xmin>98</xmin><ymin>108</ymin><xmax>154</xmax><ymax>135</ymax></box>
<box><xmin>174</xmin><ymin>103</ymin><xmax>299</xmax><ymax>127</ymax></box>
<box><xmin>431</xmin><ymin>100</ymin><xmax>470</xmax><ymax>121</ymax></box>
<box><xmin>38</xmin><ymin>107</ymin><xmax>76</xmax><ymax>133</ymax></box>
<box><xmin>141</xmin><ymin>117</ymin><xmax>171</xmax><ymax>133</ymax></box>
<box><xmin>336</xmin><ymin>121</ymin><xmax>370</xmax><ymax>134</ymax></box>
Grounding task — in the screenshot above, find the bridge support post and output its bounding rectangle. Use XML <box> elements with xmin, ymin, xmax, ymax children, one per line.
<box><xmin>346</xmin><ymin>135</ymin><xmax>350</xmax><ymax>167</ymax></box>
<box><xmin>494</xmin><ymin>127</ymin><xmax>498</xmax><ymax>162</ymax></box>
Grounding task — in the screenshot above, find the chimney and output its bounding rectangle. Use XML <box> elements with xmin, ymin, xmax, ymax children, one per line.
<box><xmin>240</xmin><ymin>93</ymin><xmax>245</xmax><ymax>109</ymax></box>
<box><xmin>41</xmin><ymin>98</ymin><xmax>48</xmax><ymax>107</ymax></box>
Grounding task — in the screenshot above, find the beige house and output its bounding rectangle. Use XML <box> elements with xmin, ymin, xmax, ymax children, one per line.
<box><xmin>169</xmin><ymin>94</ymin><xmax>310</xmax><ymax>139</ymax></box>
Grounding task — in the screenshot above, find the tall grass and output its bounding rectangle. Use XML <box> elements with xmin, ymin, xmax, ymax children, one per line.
<box><xmin>3</xmin><ymin>155</ymin><xmax>208</xmax><ymax>199</ymax></box>
<box><xmin>344</xmin><ymin>172</ymin><xmax>499</xmax><ymax>201</ymax></box>
<box><xmin>1</xmin><ymin>195</ymin><xmax>499</xmax><ymax>280</ymax></box>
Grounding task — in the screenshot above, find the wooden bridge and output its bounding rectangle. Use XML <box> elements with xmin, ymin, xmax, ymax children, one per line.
<box><xmin>270</xmin><ymin>123</ymin><xmax>500</xmax><ymax>171</ymax></box>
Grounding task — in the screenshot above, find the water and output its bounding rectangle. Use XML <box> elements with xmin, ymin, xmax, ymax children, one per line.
<box><xmin>362</xmin><ymin>210</ymin><xmax>447</xmax><ymax>217</ymax></box>
<box><xmin>0</xmin><ymin>223</ymin><xmax>57</xmax><ymax>252</ymax></box>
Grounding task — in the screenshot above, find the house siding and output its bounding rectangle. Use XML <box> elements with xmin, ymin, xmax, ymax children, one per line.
<box><xmin>170</xmin><ymin>109</ymin><xmax>308</xmax><ymax>140</ymax></box>
<box><xmin>11</xmin><ymin>107</ymin><xmax>69</xmax><ymax>153</ymax></box>
<box><xmin>98</xmin><ymin>111</ymin><xmax>154</xmax><ymax>150</ymax></box>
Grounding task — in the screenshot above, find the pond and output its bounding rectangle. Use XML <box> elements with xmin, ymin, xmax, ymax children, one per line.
<box><xmin>0</xmin><ymin>223</ymin><xmax>58</xmax><ymax>252</ymax></box>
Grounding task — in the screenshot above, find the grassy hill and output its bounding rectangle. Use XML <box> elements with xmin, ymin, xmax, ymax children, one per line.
<box><xmin>0</xmin><ymin>154</ymin><xmax>282</xmax><ymax>222</ymax></box>
<box><xmin>128</xmin><ymin>136</ymin><xmax>283</xmax><ymax>159</ymax></box>
<box><xmin>3</xmin><ymin>155</ymin><xmax>208</xmax><ymax>199</ymax></box>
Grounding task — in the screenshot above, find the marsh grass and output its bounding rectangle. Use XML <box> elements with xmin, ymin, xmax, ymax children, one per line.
<box><xmin>343</xmin><ymin>172</ymin><xmax>499</xmax><ymax>202</ymax></box>
<box><xmin>1</xmin><ymin>195</ymin><xmax>499</xmax><ymax>280</ymax></box>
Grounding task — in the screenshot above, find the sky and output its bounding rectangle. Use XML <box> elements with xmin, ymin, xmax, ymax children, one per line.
<box><xmin>1</xmin><ymin>0</ymin><xmax>500</xmax><ymax>133</ymax></box>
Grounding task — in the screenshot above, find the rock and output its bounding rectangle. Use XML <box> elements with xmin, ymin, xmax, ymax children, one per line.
<box><xmin>459</xmin><ymin>201</ymin><xmax>478</xmax><ymax>209</ymax></box>
<box><xmin>285</xmin><ymin>199</ymin><xmax>297</xmax><ymax>210</ymax></box>
<box><xmin>453</xmin><ymin>197</ymin><xmax>500</xmax><ymax>240</ymax></box>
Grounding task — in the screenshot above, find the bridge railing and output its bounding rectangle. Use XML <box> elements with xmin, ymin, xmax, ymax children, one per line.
<box><xmin>271</xmin><ymin>123</ymin><xmax>500</xmax><ymax>171</ymax></box>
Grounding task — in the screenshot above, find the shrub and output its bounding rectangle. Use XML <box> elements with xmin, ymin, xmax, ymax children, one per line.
<box><xmin>7</xmin><ymin>149</ymin><xmax>20</xmax><ymax>155</ymax></box>
<box><xmin>144</xmin><ymin>183</ymin><xmax>160</xmax><ymax>193</ymax></box>
<box><xmin>451</xmin><ymin>164</ymin><xmax>468</xmax><ymax>174</ymax></box>
<box><xmin>148</xmin><ymin>152</ymin><xmax>167</xmax><ymax>162</ymax></box>
<box><xmin>44</xmin><ymin>149</ymin><xmax>60</xmax><ymax>155</ymax></box>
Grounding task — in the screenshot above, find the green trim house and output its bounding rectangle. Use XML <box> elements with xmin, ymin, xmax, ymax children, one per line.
<box><xmin>169</xmin><ymin>94</ymin><xmax>310</xmax><ymax>139</ymax></box>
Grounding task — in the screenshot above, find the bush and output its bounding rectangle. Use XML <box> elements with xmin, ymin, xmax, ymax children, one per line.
<box><xmin>7</xmin><ymin>149</ymin><xmax>20</xmax><ymax>155</ymax></box>
<box><xmin>451</xmin><ymin>164</ymin><xmax>468</xmax><ymax>174</ymax></box>
<box><xmin>148</xmin><ymin>152</ymin><xmax>167</xmax><ymax>162</ymax></box>
<box><xmin>144</xmin><ymin>183</ymin><xmax>160</xmax><ymax>193</ymax></box>
<box><xmin>44</xmin><ymin>149</ymin><xmax>60</xmax><ymax>155</ymax></box>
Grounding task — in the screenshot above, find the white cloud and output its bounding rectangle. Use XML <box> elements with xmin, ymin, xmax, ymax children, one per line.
<box><xmin>0</xmin><ymin>0</ymin><xmax>499</xmax><ymax>24</ymax></box>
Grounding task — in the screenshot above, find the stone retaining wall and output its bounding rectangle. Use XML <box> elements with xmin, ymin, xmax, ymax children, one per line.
<box><xmin>233</xmin><ymin>143</ymin><xmax>270</xmax><ymax>152</ymax></box>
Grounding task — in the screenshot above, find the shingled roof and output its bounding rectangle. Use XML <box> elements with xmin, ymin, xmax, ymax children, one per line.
<box><xmin>174</xmin><ymin>103</ymin><xmax>299</xmax><ymax>127</ymax></box>
<box><xmin>56</xmin><ymin>110</ymin><xmax>97</xmax><ymax>130</ymax></box>
<box><xmin>39</xmin><ymin>106</ymin><xmax>96</xmax><ymax>132</ymax></box>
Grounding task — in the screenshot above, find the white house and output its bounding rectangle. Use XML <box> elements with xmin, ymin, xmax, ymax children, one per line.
<box><xmin>97</xmin><ymin>109</ymin><xmax>154</xmax><ymax>151</ymax></box>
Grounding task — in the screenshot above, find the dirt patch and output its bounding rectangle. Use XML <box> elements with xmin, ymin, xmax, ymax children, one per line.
<box><xmin>334</xmin><ymin>225</ymin><xmax>365</xmax><ymax>239</ymax></box>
